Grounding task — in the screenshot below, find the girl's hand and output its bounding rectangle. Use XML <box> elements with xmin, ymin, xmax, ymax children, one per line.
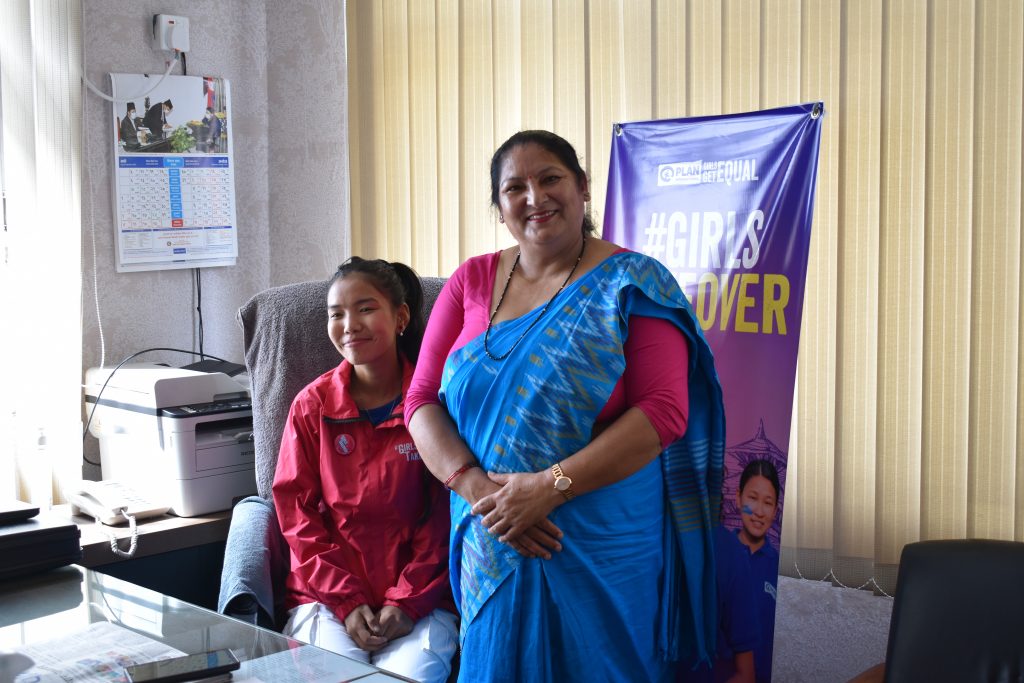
<box><xmin>376</xmin><ymin>605</ymin><xmax>414</xmax><ymax>641</ymax></box>
<box><xmin>472</xmin><ymin>471</ymin><xmax>564</xmax><ymax>556</ymax></box>
<box><xmin>344</xmin><ymin>604</ymin><xmax>387</xmax><ymax>652</ymax></box>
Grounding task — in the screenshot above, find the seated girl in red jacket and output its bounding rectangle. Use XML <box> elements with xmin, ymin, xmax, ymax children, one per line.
<box><xmin>273</xmin><ymin>258</ymin><xmax>458</xmax><ymax>683</ymax></box>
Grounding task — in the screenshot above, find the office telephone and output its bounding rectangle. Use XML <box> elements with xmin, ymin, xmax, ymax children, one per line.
<box><xmin>67</xmin><ymin>480</ymin><xmax>170</xmax><ymax>525</ymax></box>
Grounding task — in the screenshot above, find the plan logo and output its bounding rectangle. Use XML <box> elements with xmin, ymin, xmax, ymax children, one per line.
<box><xmin>657</xmin><ymin>161</ymin><xmax>703</xmax><ymax>186</ymax></box>
<box><xmin>658</xmin><ymin>158</ymin><xmax>761</xmax><ymax>187</ymax></box>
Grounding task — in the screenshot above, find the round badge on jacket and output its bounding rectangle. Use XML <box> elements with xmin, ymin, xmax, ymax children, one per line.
<box><xmin>335</xmin><ymin>433</ymin><xmax>355</xmax><ymax>455</ymax></box>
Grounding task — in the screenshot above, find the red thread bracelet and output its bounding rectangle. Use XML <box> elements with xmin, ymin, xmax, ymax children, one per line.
<box><xmin>444</xmin><ymin>463</ymin><xmax>476</xmax><ymax>489</ymax></box>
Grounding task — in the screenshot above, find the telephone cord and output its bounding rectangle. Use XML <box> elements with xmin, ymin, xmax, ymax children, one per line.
<box><xmin>100</xmin><ymin>509</ymin><xmax>139</xmax><ymax>559</ymax></box>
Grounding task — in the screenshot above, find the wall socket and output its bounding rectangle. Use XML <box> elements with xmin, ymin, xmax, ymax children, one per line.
<box><xmin>152</xmin><ymin>14</ymin><xmax>190</xmax><ymax>52</ymax></box>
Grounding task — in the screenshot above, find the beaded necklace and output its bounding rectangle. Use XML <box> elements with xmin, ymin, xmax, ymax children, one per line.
<box><xmin>483</xmin><ymin>237</ymin><xmax>587</xmax><ymax>362</ymax></box>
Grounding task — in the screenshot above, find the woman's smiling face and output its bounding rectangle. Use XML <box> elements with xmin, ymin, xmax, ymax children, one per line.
<box><xmin>496</xmin><ymin>143</ymin><xmax>588</xmax><ymax>249</ymax></box>
<box><xmin>737</xmin><ymin>474</ymin><xmax>778</xmax><ymax>545</ymax></box>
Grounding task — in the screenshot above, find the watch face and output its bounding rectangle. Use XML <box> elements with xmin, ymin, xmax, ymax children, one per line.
<box><xmin>555</xmin><ymin>476</ymin><xmax>571</xmax><ymax>491</ymax></box>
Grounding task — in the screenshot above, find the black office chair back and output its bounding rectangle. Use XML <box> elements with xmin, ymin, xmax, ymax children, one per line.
<box><xmin>884</xmin><ymin>539</ymin><xmax>1024</xmax><ymax>683</ymax></box>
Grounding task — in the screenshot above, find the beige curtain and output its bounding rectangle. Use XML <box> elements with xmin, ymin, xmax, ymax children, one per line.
<box><xmin>0</xmin><ymin>0</ymin><xmax>84</xmax><ymax>505</ymax></box>
<box><xmin>347</xmin><ymin>0</ymin><xmax>1024</xmax><ymax>593</ymax></box>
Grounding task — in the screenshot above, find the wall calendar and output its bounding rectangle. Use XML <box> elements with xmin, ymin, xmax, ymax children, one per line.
<box><xmin>110</xmin><ymin>73</ymin><xmax>237</xmax><ymax>272</ymax></box>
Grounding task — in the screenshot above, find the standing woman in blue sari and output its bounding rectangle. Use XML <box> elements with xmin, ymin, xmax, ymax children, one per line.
<box><xmin>406</xmin><ymin>130</ymin><xmax>726</xmax><ymax>682</ymax></box>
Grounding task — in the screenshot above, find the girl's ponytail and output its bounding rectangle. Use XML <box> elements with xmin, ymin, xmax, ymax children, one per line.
<box><xmin>390</xmin><ymin>261</ymin><xmax>425</xmax><ymax>363</ymax></box>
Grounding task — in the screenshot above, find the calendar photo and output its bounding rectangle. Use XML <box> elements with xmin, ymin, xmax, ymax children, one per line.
<box><xmin>110</xmin><ymin>73</ymin><xmax>238</xmax><ymax>272</ymax></box>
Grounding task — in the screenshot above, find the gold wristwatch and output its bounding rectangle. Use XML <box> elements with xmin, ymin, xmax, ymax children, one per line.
<box><xmin>551</xmin><ymin>462</ymin><xmax>575</xmax><ymax>501</ymax></box>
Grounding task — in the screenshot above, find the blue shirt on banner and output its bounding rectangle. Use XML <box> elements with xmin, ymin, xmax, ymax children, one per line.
<box><xmin>744</xmin><ymin>529</ymin><xmax>780</xmax><ymax>683</ymax></box>
<box><xmin>680</xmin><ymin>525</ymin><xmax>759</xmax><ymax>683</ymax></box>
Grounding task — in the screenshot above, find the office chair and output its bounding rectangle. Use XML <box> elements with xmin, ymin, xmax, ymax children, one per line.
<box><xmin>883</xmin><ymin>539</ymin><xmax>1024</xmax><ymax>683</ymax></box>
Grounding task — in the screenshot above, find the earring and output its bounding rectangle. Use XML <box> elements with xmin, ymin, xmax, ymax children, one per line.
<box><xmin>499</xmin><ymin>215</ymin><xmax>505</xmax><ymax>224</ymax></box>
<box><xmin>584</xmin><ymin>192</ymin><xmax>591</xmax><ymax>202</ymax></box>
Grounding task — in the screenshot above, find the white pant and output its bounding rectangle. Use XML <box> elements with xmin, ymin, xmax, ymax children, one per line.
<box><xmin>283</xmin><ymin>603</ymin><xmax>458</xmax><ymax>683</ymax></box>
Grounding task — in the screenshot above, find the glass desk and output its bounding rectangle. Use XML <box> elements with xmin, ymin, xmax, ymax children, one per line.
<box><xmin>0</xmin><ymin>566</ymin><xmax>412</xmax><ymax>682</ymax></box>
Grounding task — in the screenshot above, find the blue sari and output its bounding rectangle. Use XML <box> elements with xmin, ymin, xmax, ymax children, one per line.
<box><xmin>440</xmin><ymin>252</ymin><xmax>725</xmax><ymax>682</ymax></box>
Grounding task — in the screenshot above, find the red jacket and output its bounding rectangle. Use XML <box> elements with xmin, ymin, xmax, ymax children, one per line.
<box><xmin>272</xmin><ymin>359</ymin><xmax>454</xmax><ymax>622</ymax></box>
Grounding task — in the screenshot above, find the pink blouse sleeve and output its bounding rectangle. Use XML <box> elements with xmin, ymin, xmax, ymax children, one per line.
<box><xmin>406</xmin><ymin>254</ymin><xmax>495</xmax><ymax>423</ymax></box>
<box><xmin>405</xmin><ymin>273</ymin><xmax>466</xmax><ymax>422</ymax></box>
<box><xmin>622</xmin><ymin>315</ymin><xmax>690</xmax><ymax>448</ymax></box>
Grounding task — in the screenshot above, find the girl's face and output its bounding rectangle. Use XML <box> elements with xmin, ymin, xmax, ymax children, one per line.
<box><xmin>327</xmin><ymin>275</ymin><xmax>408</xmax><ymax>369</ymax></box>
<box><xmin>736</xmin><ymin>474</ymin><xmax>778</xmax><ymax>543</ymax></box>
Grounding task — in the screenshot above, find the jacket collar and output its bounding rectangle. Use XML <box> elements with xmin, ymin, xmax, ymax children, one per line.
<box><xmin>325</xmin><ymin>357</ymin><xmax>413</xmax><ymax>426</ymax></box>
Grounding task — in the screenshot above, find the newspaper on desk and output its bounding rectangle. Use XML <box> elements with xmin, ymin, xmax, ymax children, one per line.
<box><xmin>13</xmin><ymin>621</ymin><xmax>184</xmax><ymax>682</ymax></box>
<box><xmin>12</xmin><ymin>622</ymin><xmax>410</xmax><ymax>683</ymax></box>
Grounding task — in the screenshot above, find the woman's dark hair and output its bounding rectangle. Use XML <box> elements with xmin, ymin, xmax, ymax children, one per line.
<box><xmin>331</xmin><ymin>257</ymin><xmax>425</xmax><ymax>363</ymax></box>
<box><xmin>738</xmin><ymin>459</ymin><xmax>781</xmax><ymax>502</ymax></box>
<box><xmin>489</xmin><ymin>129</ymin><xmax>596</xmax><ymax>235</ymax></box>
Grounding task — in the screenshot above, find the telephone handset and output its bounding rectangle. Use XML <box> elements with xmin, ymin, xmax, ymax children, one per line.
<box><xmin>67</xmin><ymin>480</ymin><xmax>170</xmax><ymax>525</ymax></box>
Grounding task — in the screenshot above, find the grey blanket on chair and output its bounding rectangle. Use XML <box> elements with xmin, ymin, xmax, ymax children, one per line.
<box><xmin>238</xmin><ymin>280</ymin><xmax>339</xmax><ymax>499</ymax></box>
<box><xmin>217</xmin><ymin>496</ymin><xmax>288</xmax><ymax>629</ymax></box>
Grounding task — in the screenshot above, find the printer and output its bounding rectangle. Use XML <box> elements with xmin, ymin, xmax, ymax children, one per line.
<box><xmin>84</xmin><ymin>363</ymin><xmax>256</xmax><ymax>517</ymax></box>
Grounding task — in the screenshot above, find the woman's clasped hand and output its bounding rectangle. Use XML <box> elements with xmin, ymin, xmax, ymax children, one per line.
<box><xmin>471</xmin><ymin>470</ymin><xmax>564</xmax><ymax>557</ymax></box>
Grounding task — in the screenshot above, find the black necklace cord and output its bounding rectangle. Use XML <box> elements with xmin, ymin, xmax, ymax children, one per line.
<box><xmin>483</xmin><ymin>236</ymin><xmax>587</xmax><ymax>362</ymax></box>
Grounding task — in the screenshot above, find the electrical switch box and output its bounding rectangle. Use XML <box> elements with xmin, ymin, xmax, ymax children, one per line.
<box><xmin>152</xmin><ymin>14</ymin><xmax>190</xmax><ymax>52</ymax></box>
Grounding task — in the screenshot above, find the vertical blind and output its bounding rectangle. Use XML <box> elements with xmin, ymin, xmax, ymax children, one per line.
<box><xmin>0</xmin><ymin>0</ymin><xmax>83</xmax><ymax>504</ymax></box>
<box><xmin>347</xmin><ymin>0</ymin><xmax>1024</xmax><ymax>592</ymax></box>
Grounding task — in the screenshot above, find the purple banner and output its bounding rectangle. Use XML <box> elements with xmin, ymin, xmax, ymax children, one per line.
<box><xmin>604</xmin><ymin>102</ymin><xmax>823</xmax><ymax>682</ymax></box>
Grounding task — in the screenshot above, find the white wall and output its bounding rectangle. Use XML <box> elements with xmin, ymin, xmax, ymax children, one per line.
<box><xmin>266</xmin><ymin>1</ymin><xmax>350</xmax><ymax>285</ymax></box>
<box><xmin>81</xmin><ymin>0</ymin><xmax>348</xmax><ymax>472</ymax></box>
